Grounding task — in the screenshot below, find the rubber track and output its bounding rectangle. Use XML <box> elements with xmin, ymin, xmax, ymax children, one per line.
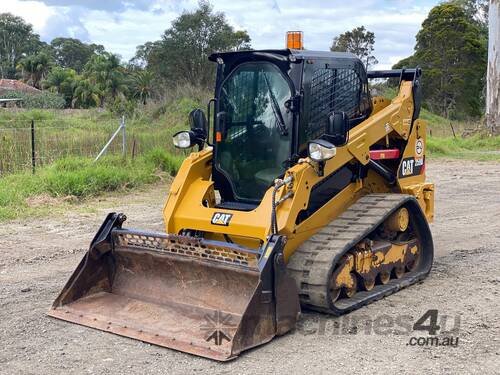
<box><xmin>287</xmin><ymin>193</ymin><xmax>432</xmax><ymax>315</ymax></box>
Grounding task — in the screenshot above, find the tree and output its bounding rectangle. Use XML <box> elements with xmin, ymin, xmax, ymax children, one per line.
<box><xmin>16</xmin><ymin>51</ymin><xmax>54</xmax><ymax>88</ymax></box>
<box><xmin>83</xmin><ymin>52</ymin><xmax>127</xmax><ymax>106</ymax></box>
<box><xmin>451</xmin><ymin>0</ymin><xmax>489</xmax><ymax>30</ymax></box>
<box><xmin>331</xmin><ymin>26</ymin><xmax>378</xmax><ymax>69</ymax></box>
<box><xmin>43</xmin><ymin>66</ymin><xmax>77</xmax><ymax>106</ymax></box>
<box><xmin>50</xmin><ymin>37</ymin><xmax>105</xmax><ymax>73</ymax></box>
<box><xmin>393</xmin><ymin>3</ymin><xmax>487</xmax><ymax>119</ymax></box>
<box><xmin>0</xmin><ymin>13</ymin><xmax>43</xmax><ymax>78</ymax></box>
<box><xmin>134</xmin><ymin>1</ymin><xmax>251</xmax><ymax>87</ymax></box>
<box><xmin>130</xmin><ymin>70</ymin><xmax>153</xmax><ymax>105</ymax></box>
<box><xmin>129</xmin><ymin>42</ymin><xmax>157</xmax><ymax>69</ymax></box>
<box><xmin>72</xmin><ymin>78</ymin><xmax>101</xmax><ymax>108</ymax></box>
<box><xmin>486</xmin><ymin>0</ymin><xmax>499</xmax><ymax>133</ymax></box>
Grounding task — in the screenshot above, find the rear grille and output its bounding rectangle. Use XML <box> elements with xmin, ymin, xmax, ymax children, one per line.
<box><xmin>113</xmin><ymin>230</ymin><xmax>259</xmax><ymax>269</ymax></box>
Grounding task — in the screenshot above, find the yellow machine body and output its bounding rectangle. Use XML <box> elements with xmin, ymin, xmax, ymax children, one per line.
<box><xmin>49</xmin><ymin>48</ymin><xmax>435</xmax><ymax>361</ymax></box>
<box><xmin>163</xmin><ymin>80</ymin><xmax>434</xmax><ymax>261</ymax></box>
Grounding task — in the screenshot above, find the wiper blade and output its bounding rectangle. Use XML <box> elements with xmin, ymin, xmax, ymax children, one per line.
<box><xmin>263</xmin><ymin>73</ymin><xmax>288</xmax><ymax>136</ymax></box>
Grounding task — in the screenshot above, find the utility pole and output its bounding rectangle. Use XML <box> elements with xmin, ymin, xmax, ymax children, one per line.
<box><xmin>487</xmin><ymin>0</ymin><xmax>499</xmax><ymax>133</ymax></box>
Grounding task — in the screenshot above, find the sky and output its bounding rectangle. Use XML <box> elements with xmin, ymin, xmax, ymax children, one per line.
<box><xmin>2</xmin><ymin>0</ymin><xmax>441</xmax><ymax>69</ymax></box>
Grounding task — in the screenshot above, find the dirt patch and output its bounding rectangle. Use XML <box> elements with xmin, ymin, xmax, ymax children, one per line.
<box><xmin>25</xmin><ymin>194</ymin><xmax>78</xmax><ymax>208</ymax></box>
<box><xmin>1</xmin><ymin>160</ymin><xmax>499</xmax><ymax>374</ymax></box>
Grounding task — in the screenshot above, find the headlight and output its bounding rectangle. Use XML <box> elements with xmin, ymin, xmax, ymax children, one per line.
<box><xmin>308</xmin><ymin>140</ymin><xmax>336</xmax><ymax>162</ymax></box>
<box><xmin>173</xmin><ymin>131</ymin><xmax>195</xmax><ymax>149</ymax></box>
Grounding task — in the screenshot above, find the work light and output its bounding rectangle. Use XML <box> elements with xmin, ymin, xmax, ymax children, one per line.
<box><xmin>173</xmin><ymin>131</ymin><xmax>195</xmax><ymax>149</ymax></box>
<box><xmin>308</xmin><ymin>140</ymin><xmax>336</xmax><ymax>162</ymax></box>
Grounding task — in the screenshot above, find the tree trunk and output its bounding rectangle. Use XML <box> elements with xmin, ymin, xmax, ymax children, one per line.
<box><xmin>487</xmin><ymin>0</ymin><xmax>500</xmax><ymax>133</ymax></box>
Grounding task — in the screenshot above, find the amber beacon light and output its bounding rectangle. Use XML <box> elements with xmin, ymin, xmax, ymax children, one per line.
<box><xmin>286</xmin><ymin>31</ymin><xmax>304</xmax><ymax>49</ymax></box>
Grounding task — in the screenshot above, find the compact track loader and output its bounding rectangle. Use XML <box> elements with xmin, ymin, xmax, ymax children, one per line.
<box><xmin>49</xmin><ymin>36</ymin><xmax>434</xmax><ymax>360</ymax></box>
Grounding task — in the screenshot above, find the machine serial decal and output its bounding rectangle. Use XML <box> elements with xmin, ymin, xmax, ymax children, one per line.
<box><xmin>211</xmin><ymin>212</ymin><xmax>233</xmax><ymax>226</ymax></box>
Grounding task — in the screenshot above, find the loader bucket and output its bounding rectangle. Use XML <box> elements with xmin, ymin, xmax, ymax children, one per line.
<box><xmin>48</xmin><ymin>213</ymin><xmax>300</xmax><ymax>361</ymax></box>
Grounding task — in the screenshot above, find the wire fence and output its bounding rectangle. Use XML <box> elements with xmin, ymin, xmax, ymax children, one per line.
<box><xmin>0</xmin><ymin>116</ymin><xmax>178</xmax><ymax>175</ymax></box>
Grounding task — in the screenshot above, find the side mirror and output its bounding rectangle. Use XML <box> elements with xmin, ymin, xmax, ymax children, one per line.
<box><xmin>173</xmin><ymin>109</ymin><xmax>208</xmax><ymax>150</ymax></box>
<box><xmin>326</xmin><ymin>112</ymin><xmax>349</xmax><ymax>146</ymax></box>
<box><xmin>189</xmin><ymin>108</ymin><xmax>207</xmax><ymax>135</ymax></box>
<box><xmin>187</xmin><ymin>109</ymin><xmax>208</xmax><ymax>149</ymax></box>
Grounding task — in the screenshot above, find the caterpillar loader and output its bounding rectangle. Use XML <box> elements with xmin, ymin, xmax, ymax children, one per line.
<box><xmin>49</xmin><ymin>34</ymin><xmax>434</xmax><ymax>361</ymax></box>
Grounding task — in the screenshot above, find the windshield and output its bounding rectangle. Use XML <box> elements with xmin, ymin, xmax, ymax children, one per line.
<box><xmin>216</xmin><ymin>62</ymin><xmax>293</xmax><ymax>202</ymax></box>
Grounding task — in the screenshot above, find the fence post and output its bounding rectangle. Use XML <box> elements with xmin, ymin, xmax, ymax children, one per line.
<box><xmin>95</xmin><ymin>117</ymin><xmax>126</xmax><ymax>162</ymax></box>
<box><xmin>31</xmin><ymin>119</ymin><xmax>35</xmax><ymax>174</ymax></box>
<box><xmin>131</xmin><ymin>137</ymin><xmax>137</xmax><ymax>160</ymax></box>
<box><xmin>121</xmin><ymin>115</ymin><xmax>126</xmax><ymax>157</ymax></box>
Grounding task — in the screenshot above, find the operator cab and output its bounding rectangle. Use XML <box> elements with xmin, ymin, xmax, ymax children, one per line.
<box><xmin>174</xmin><ymin>48</ymin><xmax>372</xmax><ymax>209</ymax></box>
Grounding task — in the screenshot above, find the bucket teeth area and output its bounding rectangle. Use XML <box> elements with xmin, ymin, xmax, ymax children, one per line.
<box><xmin>48</xmin><ymin>229</ymin><xmax>275</xmax><ymax>361</ymax></box>
<box><xmin>49</xmin><ymin>292</ymin><xmax>238</xmax><ymax>360</ymax></box>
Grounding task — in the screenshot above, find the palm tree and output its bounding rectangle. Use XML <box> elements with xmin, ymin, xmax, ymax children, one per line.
<box><xmin>33</xmin><ymin>52</ymin><xmax>53</xmax><ymax>85</ymax></box>
<box><xmin>131</xmin><ymin>70</ymin><xmax>153</xmax><ymax>105</ymax></box>
<box><xmin>16</xmin><ymin>52</ymin><xmax>53</xmax><ymax>88</ymax></box>
<box><xmin>83</xmin><ymin>53</ymin><xmax>127</xmax><ymax>105</ymax></box>
<box><xmin>43</xmin><ymin>67</ymin><xmax>77</xmax><ymax>106</ymax></box>
<box><xmin>72</xmin><ymin>78</ymin><xmax>101</xmax><ymax>108</ymax></box>
<box><xmin>105</xmin><ymin>67</ymin><xmax>128</xmax><ymax>100</ymax></box>
<box><xmin>16</xmin><ymin>55</ymin><xmax>36</xmax><ymax>86</ymax></box>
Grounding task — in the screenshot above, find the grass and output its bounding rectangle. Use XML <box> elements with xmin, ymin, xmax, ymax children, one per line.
<box><xmin>0</xmin><ymin>149</ymin><xmax>183</xmax><ymax>221</ymax></box>
<box><xmin>427</xmin><ymin>135</ymin><xmax>500</xmax><ymax>161</ymax></box>
<box><xmin>0</xmin><ymin>86</ymin><xmax>203</xmax><ymax>221</ymax></box>
<box><xmin>0</xmin><ymin>86</ymin><xmax>209</xmax><ymax>174</ymax></box>
<box><xmin>372</xmin><ymin>84</ymin><xmax>500</xmax><ymax>159</ymax></box>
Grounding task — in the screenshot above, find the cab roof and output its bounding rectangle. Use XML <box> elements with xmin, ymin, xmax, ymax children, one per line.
<box><xmin>208</xmin><ymin>49</ymin><xmax>358</xmax><ymax>63</ymax></box>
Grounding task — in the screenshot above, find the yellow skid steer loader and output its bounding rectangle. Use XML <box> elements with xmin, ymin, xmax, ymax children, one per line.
<box><xmin>49</xmin><ymin>37</ymin><xmax>434</xmax><ymax>361</ymax></box>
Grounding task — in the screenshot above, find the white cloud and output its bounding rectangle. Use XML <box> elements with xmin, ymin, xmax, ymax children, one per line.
<box><xmin>0</xmin><ymin>0</ymin><xmax>56</xmax><ymax>32</ymax></box>
<box><xmin>1</xmin><ymin>0</ymin><xmax>437</xmax><ymax>68</ymax></box>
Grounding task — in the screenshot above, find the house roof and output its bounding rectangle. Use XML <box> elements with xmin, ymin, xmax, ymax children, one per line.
<box><xmin>0</xmin><ymin>79</ymin><xmax>40</xmax><ymax>94</ymax></box>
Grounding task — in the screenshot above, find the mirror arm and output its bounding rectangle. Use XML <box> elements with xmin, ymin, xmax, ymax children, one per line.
<box><xmin>191</xmin><ymin>128</ymin><xmax>206</xmax><ymax>151</ymax></box>
<box><xmin>298</xmin><ymin>157</ymin><xmax>324</xmax><ymax>177</ymax></box>
<box><xmin>317</xmin><ymin>161</ymin><xmax>325</xmax><ymax>177</ymax></box>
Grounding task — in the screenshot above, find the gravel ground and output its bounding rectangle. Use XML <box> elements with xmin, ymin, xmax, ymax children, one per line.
<box><xmin>1</xmin><ymin>160</ymin><xmax>499</xmax><ymax>374</ymax></box>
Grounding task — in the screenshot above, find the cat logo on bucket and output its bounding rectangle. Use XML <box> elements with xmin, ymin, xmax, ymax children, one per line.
<box><xmin>211</xmin><ymin>212</ymin><xmax>233</xmax><ymax>226</ymax></box>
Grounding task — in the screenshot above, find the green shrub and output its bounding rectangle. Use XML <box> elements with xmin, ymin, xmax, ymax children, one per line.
<box><xmin>0</xmin><ymin>90</ymin><xmax>65</xmax><ymax>109</ymax></box>
<box><xmin>0</xmin><ymin>152</ymin><xmax>185</xmax><ymax>220</ymax></box>
<box><xmin>42</xmin><ymin>156</ymin><xmax>159</xmax><ymax>197</ymax></box>
<box><xmin>108</xmin><ymin>97</ymin><xmax>137</xmax><ymax>117</ymax></box>
<box><xmin>51</xmin><ymin>157</ymin><xmax>93</xmax><ymax>172</ymax></box>
<box><xmin>44</xmin><ymin>165</ymin><xmax>128</xmax><ymax>197</ymax></box>
<box><xmin>145</xmin><ymin>148</ymin><xmax>184</xmax><ymax>176</ymax></box>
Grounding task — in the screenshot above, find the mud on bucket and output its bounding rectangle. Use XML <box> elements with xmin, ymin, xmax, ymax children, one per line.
<box><xmin>48</xmin><ymin>213</ymin><xmax>300</xmax><ymax>361</ymax></box>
